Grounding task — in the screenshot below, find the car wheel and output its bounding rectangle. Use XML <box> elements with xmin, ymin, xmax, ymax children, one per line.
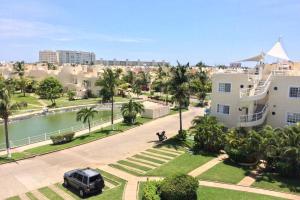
<box><xmin>63</xmin><ymin>179</ymin><xmax>68</xmax><ymax>187</ymax></box>
<box><xmin>79</xmin><ymin>189</ymin><xmax>85</xmax><ymax>198</ymax></box>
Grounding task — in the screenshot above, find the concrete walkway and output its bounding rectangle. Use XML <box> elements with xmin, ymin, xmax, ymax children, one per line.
<box><xmin>0</xmin><ymin>106</ymin><xmax>201</xmax><ymax>199</ymax></box>
<box><xmin>188</xmin><ymin>154</ymin><xmax>228</xmax><ymax>177</ymax></box>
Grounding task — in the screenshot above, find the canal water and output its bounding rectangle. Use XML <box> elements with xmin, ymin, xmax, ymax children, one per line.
<box><xmin>0</xmin><ymin>109</ymin><xmax>119</xmax><ymax>145</ymax></box>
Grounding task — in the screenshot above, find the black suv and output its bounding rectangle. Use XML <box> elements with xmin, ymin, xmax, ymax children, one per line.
<box><xmin>64</xmin><ymin>168</ymin><xmax>105</xmax><ymax>197</ymax></box>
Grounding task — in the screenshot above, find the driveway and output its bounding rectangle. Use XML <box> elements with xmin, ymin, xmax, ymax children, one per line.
<box><xmin>0</xmin><ymin>107</ymin><xmax>202</xmax><ymax>199</ymax></box>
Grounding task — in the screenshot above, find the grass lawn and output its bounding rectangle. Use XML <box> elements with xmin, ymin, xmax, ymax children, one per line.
<box><xmin>39</xmin><ymin>187</ymin><xmax>64</xmax><ymax>200</ymax></box>
<box><xmin>138</xmin><ymin>183</ymin><xmax>284</xmax><ymax>200</ymax></box>
<box><xmin>0</xmin><ymin>152</ymin><xmax>34</xmax><ymax>164</ymax></box>
<box><xmin>146</xmin><ymin>152</ymin><xmax>214</xmax><ymax>177</ymax></box>
<box><xmin>197</xmin><ymin>186</ymin><xmax>285</xmax><ymax>200</ymax></box>
<box><xmin>57</xmin><ymin>170</ymin><xmax>126</xmax><ymax>200</ymax></box>
<box><xmin>198</xmin><ymin>160</ymin><xmax>250</xmax><ymax>184</ymax></box>
<box><xmin>253</xmin><ymin>172</ymin><xmax>300</xmax><ymax>194</ymax></box>
<box><xmin>26</xmin><ymin>192</ymin><xmax>38</xmax><ymax>200</ymax></box>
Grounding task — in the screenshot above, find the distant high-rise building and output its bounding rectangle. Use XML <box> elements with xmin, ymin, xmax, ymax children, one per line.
<box><xmin>39</xmin><ymin>50</ymin><xmax>96</xmax><ymax>65</ymax></box>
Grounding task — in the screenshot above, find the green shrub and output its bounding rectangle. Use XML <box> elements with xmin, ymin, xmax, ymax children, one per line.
<box><xmin>176</xmin><ymin>130</ymin><xmax>187</xmax><ymax>141</ymax></box>
<box><xmin>50</xmin><ymin>132</ymin><xmax>75</xmax><ymax>145</ymax></box>
<box><xmin>159</xmin><ymin>174</ymin><xmax>198</xmax><ymax>200</ymax></box>
<box><xmin>142</xmin><ymin>181</ymin><xmax>161</xmax><ymax>200</ymax></box>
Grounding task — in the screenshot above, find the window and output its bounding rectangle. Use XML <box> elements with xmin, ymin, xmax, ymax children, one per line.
<box><xmin>83</xmin><ymin>176</ymin><xmax>88</xmax><ymax>184</ymax></box>
<box><xmin>217</xmin><ymin>104</ymin><xmax>230</xmax><ymax>115</ymax></box>
<box><xmin>289</xmin><ymin>87</ymin><xmax>300</xmax><ymax>98</ymax></box>
<box><xmin>219</xmin><ymin>83</ymin><xmax>231</xmax><ymax>92</ymax></box>
<box><xmin>287</xmin><ymin>113</ymin><xmax>300</xmax><ymax>125</ymax></box>
<box><xmin>76</xmin><ymin>174</ymin><xmax>83</xmax><ymax>182</ymax></box>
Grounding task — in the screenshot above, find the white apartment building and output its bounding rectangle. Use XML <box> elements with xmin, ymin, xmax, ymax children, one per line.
<box><xmin>211</xmin><ymin>40</ymin><xmax>300</xmax><ymax>128</ymax></box>
<box><xmin>39</xmin><ymin>50</ymin><xmax>96</xmax><ymax>65</ymax></box>
<box><xmin>39</xmin><ymin>51</ymin><xmax>57</xmax><ymax>64</ymax></box>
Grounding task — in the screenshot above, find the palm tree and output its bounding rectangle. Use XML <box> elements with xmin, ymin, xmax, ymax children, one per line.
<box><xmin>96</xmin><ymin>69</ymin><xmax>120</xmax><ymax>128</ymax></box>
<box><xmin>121</xmin><ymin>99</ymin><xmax>144</xmax><ymax>124</ymax></box>
<box><xmin>190</xmin><ymin>115</ymin><xmax>226</xmax><ymax>153</ymax></box>
<box><xmin>13</xmin><ymin>61</ymin><xmax>25</xmax><ymax>78</ymax></box>
<box><xmin>0</xmin><ymin>88</ymin><xmax>19</xmax><ymax>158</ymax></box>
<box><xmin>169</xmin><ymin>62</ymin><xmax>190</xmax><ymax>134</ymax></box>
<box><xmin>76</xmin><ymin>107</ymin><xmax>98</xmax><ymax>133</ymax></box>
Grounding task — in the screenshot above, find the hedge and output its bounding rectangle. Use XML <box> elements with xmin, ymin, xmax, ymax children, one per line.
<box><xmin>142</xmin><ymin>181</ymin><xmax>161</xmax><ymax>200</ymax></box>
<box><xmin>50</xmin><ymin>132</ymin><xmax>75</xmax><ymax>145</ymax></box>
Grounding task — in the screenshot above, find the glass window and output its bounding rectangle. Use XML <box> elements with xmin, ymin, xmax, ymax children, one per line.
<box><xmin>287</xmin><ymin>112</ymin><xmax>300</xmax><ymax>124</ymax></box>
<box><xmin>217</xmin><ymin>104</ymin><xmax>230</xmax><ymax>114</ymax></box>
<box><xmin>219</xmin><ymin>83</ymin><xmax>231</xmax><ymax>92</ymax></box>
<box><xmin>289</xmin><ymin>87</ymin><xmax>300</xmax><ymax>98</ymax></box>
<box><xmin>83</xmin><ymin>176</ymin><xmax>88</xmax><ymax>184</ymax></box>
<box><xmin>89</xmin><ymin>175</ymin><xmax>101</xmax><ymax>183</ymax></box>
<box><xmin>76</xmin><ymin>174</ymin><xmax>83</xmax><ymax>182</ymax></box>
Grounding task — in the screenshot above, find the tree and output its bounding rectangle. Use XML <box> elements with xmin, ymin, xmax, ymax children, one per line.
<box><xmin>96</xmin><ymin>69</ymin><xmax>120</xmax><ymax>127</ymax></box>
<box><xmin>13</xmin><ymin>61</ymin><xmax>25</xmax><ymax>78</ymax></box>
<box><xmin>190</xmin><ymin>115</ymin><xmax>226</xmax><ymax>153</ymax></box>
<box><xmin>132</xmin><ymin>79</ymin><xmax>143</xmax><ymax>98</ymax></box>
<box><xmin>36</xmin><ymin>77</ymin><xmax>63</xmax><ymax>106</ymax></box>
<box><xmin>169</xmin><ymin>62</ymin><xmax>190</xmax><ymax>137</ymax></box>
<box><xmin>138</xmin><ymin>71</ymin><xmax>151</xmax><ymax>91</ymax></box>
<box><xmin>67</xmin><ymin>90</ymin><xmax>76</xmax><ymax>101</ymax></box>
<box><xmin>17</xmin><ymin>77</ymin><xmax>30</xmax><ymax>97</ymax></box>
<box><xmin>76</xmin><ymin>107</ymin><xmax>98</xmax><ymax>133</ymax></box>
<box><xmin>123</xmin><ymin>70</ymin><xmax>135</xmax><ymax>86</ymax></box>
<box><xmin>0</xmin><ymin>89</ymin><xmax>19</xmax><ymax>157</ymax></box>
<box><xmin>121</xmin><ymin>99</ymin><xmax>144</xmax><ymax>124</ymax></box>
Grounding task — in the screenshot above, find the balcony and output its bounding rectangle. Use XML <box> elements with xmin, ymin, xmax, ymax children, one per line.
<box><xmin>240</xmin><ymin>74</ymin><xmax>272</xmax><ymax>102</ymax></box>
<box><xmin>239</xmin><ymin>104</ymin><xmax>268</xmax><ymax>127</ymax></box>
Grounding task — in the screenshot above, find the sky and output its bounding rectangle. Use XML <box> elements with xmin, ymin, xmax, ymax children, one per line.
<box><xmin>0</xmin><ymin>0</ymin><xmax>300</xmax><ymax>65</ymax></box>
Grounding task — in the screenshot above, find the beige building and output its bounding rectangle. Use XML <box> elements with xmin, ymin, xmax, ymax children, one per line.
<box><xmin>211</xmin><ymin>40</ymin><xmax>300</xmax><ymax>128</ymax></box>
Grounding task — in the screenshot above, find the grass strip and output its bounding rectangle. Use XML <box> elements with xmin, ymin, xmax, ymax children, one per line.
<box><xmin>5</xmin><ymin>196</ymin><xmax>21</xmax><ymax>200</ymax></box>
<box><xmin>117</xmin><ymin>160</ymin><xmax>152</xmax><ymax>171</ymax></box>
<box><xmin>146</xmin><ymin>149</ymin><xmax>178</xmax><ymax>157</ymax></box>
<box><xmin>108</xmin><ymin>164</ymin><xmax>143</xmax><ymax>176</ymax></box>
<box><xmin>55</xmin><ymin>183</ymin><xmax>80</xmax><ymax>200</ymax></box>
<box><xmin>38</xmin><ymin>187</ymin><xmax>64</xmax><ymax>200</ymax></box>
<box><xmin>25</xmin><ymin>192</ymin><xmax>39</xmax><ymax>200</ymax></box>
<box><xmin>133</xmin><ymin>155</ymin><xmax>166</xmax><ymax>164</ymax></box>
<box><xmin>127</xmin><ymin>157</ymin><xmax>159</xmax><ymax>167</ymax></box>
<box><xmin>103</xmin><ymin>177</ymin><xmax>120</xmax><ymax>186</ymax></box>
<box><xmin>140</xmin><ymin>152</ymin><xmax>172</xmax><ymax>160</ymax></box>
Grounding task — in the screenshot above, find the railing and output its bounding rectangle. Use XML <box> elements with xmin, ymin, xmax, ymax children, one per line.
<box><xmin>240</xmin><ymin>104</ymin><xmax>268</xmax><ymax>124</ymax></box>
<box><xmin>0</xmin><ymin>113</ymin><xmax>123</xmax><ymax>151</ymax></box>
<box><xmin>240</xmin><ymin>73</ymin><xmax>272</xmax><ymax>100</ymax></box>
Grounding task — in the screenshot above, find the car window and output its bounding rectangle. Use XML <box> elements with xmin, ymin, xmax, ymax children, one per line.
<box><xmin>83</xmin><ymin>176</ymin><xmax>88</xmax><ymax>184</ymax></box>
<box><xmin>89</xmin><ymin>174</ymin><xmax>101</xmax><ymax>183</ymax></box>
<box><xmin>76</xmin><ymin>174</ymin><xmax>83</xmax><ymax>182</ymax></box>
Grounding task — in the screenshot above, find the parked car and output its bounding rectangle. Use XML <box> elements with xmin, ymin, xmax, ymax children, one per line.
<box><xmin>64</xmin><ymin>168</ymin><xmax>105</xmax><ymax>197</ymax></box>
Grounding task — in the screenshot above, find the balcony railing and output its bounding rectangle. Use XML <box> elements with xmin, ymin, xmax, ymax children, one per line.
<box><xmin>239</xmin><ymin>104</ymin><xmax>268</xmax><ymax>127</ymax></box>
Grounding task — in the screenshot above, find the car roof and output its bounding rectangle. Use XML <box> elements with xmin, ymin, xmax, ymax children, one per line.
<box><xmin>79</xmin><ymin>168</ymin><xmax>99</xmax><ymax>177</ymax></box>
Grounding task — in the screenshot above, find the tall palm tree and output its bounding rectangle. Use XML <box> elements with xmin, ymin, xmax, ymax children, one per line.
<box><xmin>121</xmin><ymin>99</ymin><xmax>144</xmax><ymax>124</ymax></box>
<box><xmin>96</xmin><ymin>69</ymin><xmax>120</xmax><ymax>127</ymax></box>
<box><xmin>170</xmin><ymin>62</ymin><xmax>190</xmax><ymax>134</ymax></box>
<box><xmin>0</xmin><ymin>88</ymin><xmax>19</xmax><ymax>158</ymax></box>
<box><xmin>76</xmin><ymin>107</ymin><xmax>98</xmax><ymax>133</ymax></box>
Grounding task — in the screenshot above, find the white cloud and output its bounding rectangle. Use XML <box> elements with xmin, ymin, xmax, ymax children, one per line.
<box><xmin>0</xmin><ymin>18</ymin><xmax>154</xmax><ymax>44</ymax></box>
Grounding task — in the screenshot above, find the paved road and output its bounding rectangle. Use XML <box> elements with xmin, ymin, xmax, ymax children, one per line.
<box><xmin>0</xmin><ymin>107</ymin><xmax>202</xmax><ymax>199</ymax></box>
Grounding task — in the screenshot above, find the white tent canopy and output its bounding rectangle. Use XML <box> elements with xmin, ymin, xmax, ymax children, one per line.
<box><xmin>238</xmin><ymin>52</ymin><xmax>265</xmax><ymax>62</ymax></box>
<box><xmin>267</xmin><ymin>40</ymin><xmax>290</xmax><ymax>61</ymax></box>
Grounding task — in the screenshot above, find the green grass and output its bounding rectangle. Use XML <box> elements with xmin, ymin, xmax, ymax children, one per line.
<box><xmin>25</xmin><ymin>117</ymin><xmax>151</xmax><ymax>155</ymax></box>
<box><xmin>253</xmin><ymin>172</ymin><xmax>300</xmax><ymax>194</ymax></box>
<box><xmin>197</xmin><ymin>186</ymin><xmax>285</xmax><ymax>200</ymax></box>
<box><xmin>0</xmin><ymin>152</ymin><xmax>34</xmax><ymax>164</ymax></box>
<box><xmin>133</xmin><ymin>155</ymin><xmax>166</xmax><ymax>164</ymax></box>
<box><xmin>138</xmin><ymin>183</ymin><xmax>284</xmax><ymax>200</ymax></box>
<box><xmin>198</xmin><ymin>160</ymin><xmax>250</xmax><ymax>184</ymax></box>
<box><xmin>117</xmin><ymin>160</ymin><xmax>152</xmax><ymax>171</ymax></box>
<box><xmin>109</xmin><ymin>164</ymin><xmax>144</xmax><ymax>176</ymax></box>
<box><xmin>25</xmin><ymin>192</ymin><xmax>38</xmax><ymax>200</ymax></box>
<box><xmin>146</xmin><ymin>152</ymin><xmax>214</xmax><ymax>177</ymax></box>
<box><xmin>5</xmin><ymin>196</ymin><xmax>21</xmax><ymax>200</ymax></box>
<box><xmin>127</xmin><ymin>157</ymin><xmax>159</xmax><ymax>167</ymax></box>
<box><xmin>39</xmin><ymin>187</ymin><xmax>64</xmax><ymax>200</ymax></box>
<box><xmin>57</xmin><ymin>169</ymin><xmax>126</xmax><ymax>200</ymax></box>
<box><xmin>140</xmin><ymin>152</ymin><xmax>172</xmax><ymax>160</ymax></box>
<box><xmin>169</xmin><ymin>107</ymin><xmax>188</xmax><ymax>115</ymax></box>
<box><xmin>146</xmin><ymin>149</ymin><xmax>179</xmax><ymax>157</ymax></box>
